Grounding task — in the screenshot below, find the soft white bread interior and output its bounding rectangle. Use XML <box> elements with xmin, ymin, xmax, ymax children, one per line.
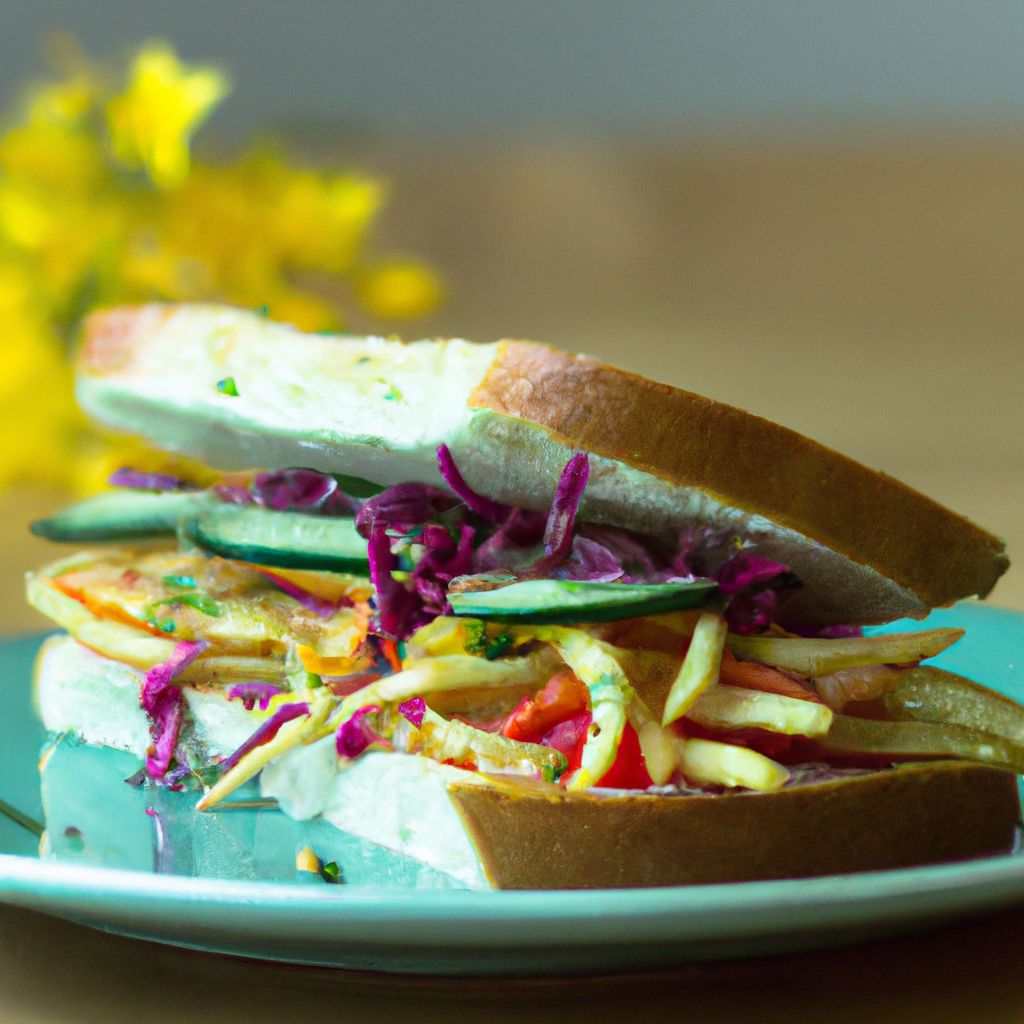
<box><xmin>76</xmin><ymin>304</ymin><xmax>1008</xmax><ymax>625</ymax></box>
<box><xmin>36</xmin><ymin>634</ymin><xmax>491</xmax><ymax>888</ymax></box>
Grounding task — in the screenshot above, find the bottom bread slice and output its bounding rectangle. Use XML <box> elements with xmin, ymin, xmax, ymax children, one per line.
<box><xmin>448</xmin><ymin>767</ymin><xmax>1022</xmax><ymax>889</ymax></box>
<box><xmin>35</xmin><ymin>634</ymin><xmax>1023</xmax><ymax>890</ymax></box>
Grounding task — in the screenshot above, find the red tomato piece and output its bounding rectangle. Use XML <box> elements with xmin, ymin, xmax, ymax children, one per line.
<box><xmin>541</xmin><ymin>712</ymin><xmax>592</xmax><ymax>773</ymax></box>
<box><xmin>502</xmin><ymin>668</ymin><xmax>590</xmax><ymax>743</ymax></box>
<box><xmin>595</xmin><ymin>721</ymin><xmax>654</xmax><ymax>789</ymax></box>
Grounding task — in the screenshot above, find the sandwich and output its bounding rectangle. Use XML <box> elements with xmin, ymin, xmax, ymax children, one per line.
<box><xmin>26</xmin><ymin>301</ymin><xmax>1024</xmax><ymax>889</ymax></box>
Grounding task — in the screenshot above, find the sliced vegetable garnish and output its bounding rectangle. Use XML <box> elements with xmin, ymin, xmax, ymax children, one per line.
<box><xmin>662</xmin><ymin>611</ymin><xmax>728</xmax><ymax>726</ymax></box>
<box><xmin>688</xmin><ymin>685</ymin><xmax>834</xmax><ymax>737</ymax></box>
<box><xmin>416</xmin><ymin>707</ymin><xmax>566</xmax><ymax>777</ymax></box>
<box><xmin>823</xmin><ymin>714</ymin><xmax>1024</xmax><ymax>773</ymax></box>
<box><xmin>437</xmin><ymin>443</ymin><xmax>513</xmax><ymax>523</ymax></box>
<box><xmin>219</xmin><ymin>701</ymin><xmax>311</xmax><ymax>774</ymax></box>
<box><xmin>142</xmin><ymin>640</ymin><xmax>208</xmax><ymax>778</ymax></box>
<box><xmin>551</xmin><ymin>629</ymin><xmax>634</xmax><ymax>790</ymax></box>
<box><xmin>448</xmin><ymin>578</ymin><xmax>718</xmax><ymax>625</ymax></box>
<box><xmin>193</xmin><ymin>505</ymin><xmax>369</xmax><ymax>573</ymax></box>
<box><xmin>882</xmin><ymin>666</ymin><xmax>1024</xmax><ymax>744</ymax></box>
<box><xmin>677</xmin><ymin>737</ymin><xmax>790</xmax><ymax>792</ymax></box>
<box><xmin>30</xmin><ymin>490</ymin><xmax>214</xmax><ymax>542</ymax></box>
<box><xmin>227</xmin><ymin>682</ymin><xmax>284</xmax><ymax>711</ymax></box>
<box><xmin>502</xmin><ymin>668</ymin><xmax>589</xmax><ymax>743</ymax></box>
<box><xmin>542</xmin><ymin>453</ymin><xmax>590</xmax><ymax>563</ymax></box>
<box><xmin>719</xmin><ymin>648</ymin><xmax>821</xmax><ymax>702</ymax></box>
<box><xmin>335</xmin><ymin>649</ymin><xmax>561</xmax><ymax>723</ymax></box>
<box><xmin>27</xmin><ymin>576</ymin><xmax>179</xmax><ymax>669</ymax></box>
<box><xmin>628</xmin><ymin>696</ymin><xmax>678</xmax><ymax>785</ymax></box>
<box><xmin>196</xmin><ymin>695</ymin><xmax>335</xmax><ymax>810</ymax></box>
<box><xmin>726</xmin><ymin>628</ymin><xmax>963</xmax><ymax>677</ymax></box>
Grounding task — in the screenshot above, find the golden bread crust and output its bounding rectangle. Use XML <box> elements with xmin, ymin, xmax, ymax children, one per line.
<box><xmin>449</xmin><ymin>762</ymin><xmax>1020</xmax><ymax>889</ymax></box>
<box><xmin>469</xmin><ymin>342</ymin><xmax>1008</xmax><ymax>609</ymax></box>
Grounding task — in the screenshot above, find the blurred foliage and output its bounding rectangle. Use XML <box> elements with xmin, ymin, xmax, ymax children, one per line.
<box><xmin>0</xmin><ymin>35</ymin><xmax>443</xmax><ymax>494</ymax></box>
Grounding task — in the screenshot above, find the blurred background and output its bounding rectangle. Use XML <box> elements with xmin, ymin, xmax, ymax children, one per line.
<box><xmin>1</xmin><ymin>0</ymin><xmax>1023</xmax><ymax>630</ymax></box>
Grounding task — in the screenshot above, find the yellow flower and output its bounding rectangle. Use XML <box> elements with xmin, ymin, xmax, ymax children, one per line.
<box><xmin>106</xmin><ymin>43</ymin><xmax>229</xmax><ymax>189</ymax></box>
<box><xmin>358</xmin><ymin>261</ymin><xmax>444</xmax><ymax>320</ymax></box>
<box><xmin>0</xmin><ymin>36</ymin><xmax>443</xmax><ymax>495</ymax></box>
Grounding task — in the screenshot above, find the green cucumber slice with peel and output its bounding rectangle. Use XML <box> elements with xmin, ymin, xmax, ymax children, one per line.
<box><xmin>192</xmin><ymin>506</ymin><xmax>369</xmax><ymax>573</ymax></box>
<box><xmin>31</xmin><ymin>490</ymin><xmax>216</xmax><ymax>542</ymax></box>
<box><xmin>447</xmin><ymin>578</ymin><xmax>719</xmax><ymax>625</ymax></box>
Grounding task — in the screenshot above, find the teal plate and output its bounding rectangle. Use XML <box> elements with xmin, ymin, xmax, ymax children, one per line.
<box><xmin>1</xmin><ymin>601</ymin><xmax>1024</xmax><ymax>976</ymax></box>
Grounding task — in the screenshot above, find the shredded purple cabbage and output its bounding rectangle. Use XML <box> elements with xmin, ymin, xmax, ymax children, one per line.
<box><xmin>411</xmin><ymin>521</ymin><xmax>475</xmax><ymax>614</ymax></box>
<box><xmin>365</xmin><ymin>521</ymin><xmax>432</xmax><ymax>639</ymax></box>
<box><xmin>252</xmin><ymin>469</ymin><xmax>338</xmax><ymax>511</ymax></box>
<box><xmin>219</xmin><ymin>701</ymin><xmax>310</xmax><ymax>775</ymax></box>
<box><xmin>553</xmin><ymin>535</ymin><xmax>625</xmax><ymax>582</ymax></box>
<box><xmin>336</xmin><ymin>706</ymin><xmax>381</xmax><ymax>758</ymax></box>
<box><xmin>472</xmin><ymin>507</ymin><xmax>547</xmax><ymax>572</ymax></box>
<box><xmin>781</xmin><ymin>621</ymin><xmax>865</xmax><ymax>639</ymax></box>
<box><xmin>712</xmin><ymin>552</ymin><xmax>795</xmax><ymax>635</ymax></box>
<box><xmin>109</xmin><ymin>468</ymin><xmax>189</xmax><ymax>491</ymax></box>
<box><xmin>355</xmin><ymin>483</ymin><xmax>459</xmax><ymax>538</ymax></box>
<box><xmin>542</xmin><ymin>453</ymin><xmax>590</xmax><ymax>561</ymax></box>
<box><xmin>398</xmin><ymin>696</ymin><xmax>427</xmax><ymax>728</ymax></box>
<box><xmin>436</xmin><ymin>444</ymin><xmax>513</xmax><ymax>523</ymax></box>
<box><xmin>576</xmin><ymin>525</ymin><xmax>658</xmax><ymax>581</ymax></box>
<box><xmin>257</xmin><ymin>569</ymin><xmax>349</xmax><ymax>618</ymax></box>
<box><xmin>227</xmin><ymin>682</ymin><xmax>285</xmax><ymax>712</ymax></box>
<box><xmin>140</xmin><ymin>640</ymin><xmax>207</xmax><ymax>778</ymax></box>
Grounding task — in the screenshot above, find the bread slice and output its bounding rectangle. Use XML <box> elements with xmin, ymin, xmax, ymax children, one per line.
<box><xmin>76</xmin><ymin>303</ymin><xmax>1008</xmax><ymax>625</ymax></box>
<box><xmin>448</xmin><ymin>765</ymin><xmax>1021</xmax><ymax>889</ymax></box>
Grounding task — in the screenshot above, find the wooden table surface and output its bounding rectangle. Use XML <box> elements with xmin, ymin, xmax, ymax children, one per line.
<box><xmin>2</xmin><ymin>130</ymin><xmax>1023</xmax><ymax>1021</ymax></box>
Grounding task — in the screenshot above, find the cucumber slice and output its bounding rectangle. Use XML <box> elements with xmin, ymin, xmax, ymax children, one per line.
<box><xmin>448</xmin><ymin>578</ymin><xmax>719</xmax><ymax>625</ymax></box>
<box><xmin>193</xmin><ymin>506</ymin><xmax>370</xmax><ymax>573</ymax></box>
<box><xmin>31</xmin><ymin>490</ymin><xmax>215</xmax><ymax>542</ymax></box>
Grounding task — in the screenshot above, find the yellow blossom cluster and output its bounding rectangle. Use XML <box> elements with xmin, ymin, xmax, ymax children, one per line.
<box><xmin>0</xmin><ymin>38</ymin><xmax>443</xmax><ymax>494</ymax></box>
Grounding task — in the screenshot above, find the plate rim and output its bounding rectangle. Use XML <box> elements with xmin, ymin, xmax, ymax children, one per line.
<box><xmin>4</xmin><ymin>600</ymin><xmax>1024</xmax><ymax>969</ymax></box>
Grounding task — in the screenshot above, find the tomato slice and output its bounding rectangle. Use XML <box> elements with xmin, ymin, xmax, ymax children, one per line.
<box><xmin>502</xmin><ymin>668</ymin><xmax>590</xmax><ymax>743</ymax></box>
<box><xmin>595</xmin><ymin>721</ymin><xmax>654</xmax><ymax>789</ymax></box>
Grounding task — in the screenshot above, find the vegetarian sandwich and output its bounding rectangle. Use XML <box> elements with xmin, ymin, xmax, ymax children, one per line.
<box><xmin>27</xmin><ymin>302</ymin><xmax>1024</xmax><ymax>889</ymax></box>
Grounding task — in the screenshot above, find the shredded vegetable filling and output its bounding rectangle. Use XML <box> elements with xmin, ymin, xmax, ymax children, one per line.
<box><xmin>26</xmin><ymin>445</ymin><xmax>1023</xmax><ymax>812</ymax></box>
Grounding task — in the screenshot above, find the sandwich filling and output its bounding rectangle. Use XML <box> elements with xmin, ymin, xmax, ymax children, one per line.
<box><xmin>28</xmin><ymin>447</ymin><xmax>1024</xmax><ymax>881</ymax></box>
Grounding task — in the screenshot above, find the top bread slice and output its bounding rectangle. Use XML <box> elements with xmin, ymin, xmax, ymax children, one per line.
<box><xmin>76</xmin><ymin>303</ymin><xmax>1008</xmax><ymax>626</ymax></box>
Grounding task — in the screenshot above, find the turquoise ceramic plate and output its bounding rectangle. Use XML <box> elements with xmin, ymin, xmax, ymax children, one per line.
<box><xmin>1</xmin><ymin>602</ymin><xmax>1024</xmax><ymax>977</ymax></box>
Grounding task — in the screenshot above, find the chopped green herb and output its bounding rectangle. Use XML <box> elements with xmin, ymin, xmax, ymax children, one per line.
<box><xmin>463</xmin><ymin>619</ymin><xmax>489</xmax><ymax>657</ymax></box>
<box><xmin>329</xmin><ymin>472</ymin><xmax>385</xmax><ymax>498</ymax></box>
<box><xmin>321</xmin><ymin>860</ymin><xmax>343</xmax><ymax>883</ymax></box>
<box><xmin>216</xmin><ymin>377</ymin><xmax>239</xmax><ymax>396</ymax></box>
<box><xmin>256</xmin><ymin>304</ymin><xmax>270</xmax><ymax>317</ymax></box>
<box><xmin>306</xmin><ymin>671</ymin><xmax>324</xmax><ymax>690</ymax></box>
<box><xmin>484</xmin><ymin>632</ymin><xmax>514</xmax><ymax>661</ymax></box>
<box><xmin>147</xmin><ymin>591</ymin><xmax>222</xmax><ymax>619</ymax></box>
<box><xmin>383</xmin><ymin>385</ymin><xmax>402</xmax><ymax>401</ymax></box>
<box><xmin>542</xmin><ymin>754</ymin><xmax>569</xmax><ymax>784</ymax></box>
<box><xmin>162</xmin><ymin>574</ymin><xmax>197</xmax><ymax>589</ymax></box>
